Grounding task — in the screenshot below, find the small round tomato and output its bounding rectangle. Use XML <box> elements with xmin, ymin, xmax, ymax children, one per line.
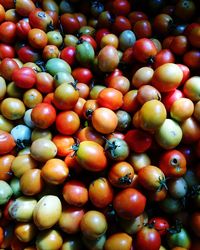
<box><xmin>0</xmin><ymin>130</ymin><xmax>16</xmax><ymax>155</ymax></box>
<box><xmin>132</xmin><ymin>38</ymin><xmax>157</xmax><ymax>64</ymax></box>
<box><xmin>73</xmin><ymin>141</ymin><xmax>107</xmax><ymax>172</ymax></box>
<box><xmin>60</xmin><ymin>46</ymin><xmax>76</xmax><ymax>66</ymax></box>
<box><xmin>55</xmin><ymin>110</ymin><xmax>80</xmax><ymax>135</ymax></box>
<box><xmin>52</xmin><ymin>134</ymin><xmax>74</xmax><ymax>157</ymax></box>
<box><xmin>60</xmin><ymin>13</ymin><xmax>80</xmax><ymax>34</ymax></box>
<box><xmin>0</xmin><ymin>21</ymin><xmax>16</xmax><ymax>44</ymax></box>
<box><xmin>12</xmin><ymin>67</ymin><xmax>37</xmax><ymax>89</ymax></box>
<box><xmin>29</xmin><ymin>9</ymin><xmax>54</xmax><ymax>32</ymax></box>
<box><xmin>113</xmin><ymin>188</ymin><xmax>146</xmax><ymax>219</ymax></box>
<box><xmin>89</xmin><ymin>177</ymin><xmax>114</xmax><ymax>208</ymax></box>
<box><xmin>72</xmin><ymin>67</ymin><xmax>93</xmax><ymax>84</ymax></box>
<box><xmin>108</xmin><ymin>161</ymin><xmax>134</xmax><ymax>188</ymax></box>
<box><xmin>135</xmin><ymin>225</ymin><xmax>161</xmax><ymax>250</ymax></box>
<box><xmin>91</xmin><ymin>107</ymin><xmax>118</xmax><ymax>134</ymax></box>
<box><xmin>138</xmin><ymin>165</ymin><xmax>166</xmax><ymax>191</ymax></box>
<box><xmin>0</xmin><ymin>43</ymin><xmax>15</xmax><ymax>59</ymax></box>
<box><xmin>31</xmin><ymin>103</ymin><xmax>56</xmax><ymax>129</ymax></box>
<box><xmin>104</xmin><ymin>232</ymin><xmax>132</xmax><ymax>250</ymax></box>
<box><xmin>63</xmin><ymin>179</ymin><xmax>88</xmax><ymax>207</ymax></box>
<box><xmin>159</xmin><ymin>150</ymin><xmax>187</xmax><ymax>178</ymax></box>
<box><xmin>148</xmin><ymin>217</ymin><xmax>170</xmax><ymax>236</ymax></box>
<box><xmin>28</xmin><ymin>28</ymin><xmax>48</xmax><ymax>49</ymax></box>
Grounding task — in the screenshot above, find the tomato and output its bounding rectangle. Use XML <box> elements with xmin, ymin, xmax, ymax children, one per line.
<box><xmin>97</xmin><ymin>45</ymin><xmax>119</xmax><ymax>72</ymax></box>
<box><xmin>152</xmin><ymin>63</ymin><xmax>183</xmax><ymax>92</ymax></box>
<box><xmin>73</xmin><ymin>141</ymin><xmax>107</xmax><ymax>172</ymax></box>
<box><xmin>183</xmin><ymin>50</ymin><xmax>200</xmax><ymax>70</ymax></box>
<box><xmin>190</xmin><ymin>212</ymin><xmax>200</xmax><ymax>237</ymax></box>
<box><xmin>35</xmin><ymin>72</ymin><xmax>54</xmax><ymax>94</ymax></box>
<box><xmin>167</xmin><ymin>227</ymin><xmax>191</xmax><ymax>249</ymax></box>
<box><xmin>1</xmin><ymin>97</ymin><xmax>26</xmax><ymax>120</ymax></box>
<box><xmin>55</xmin><ymin>110</ymin><xmax>80</xmax><ymax>135</ymax></box>
<box><xmin>138</xmin><ymin>165</ymin><xmax>166</xmax><ymax>191</ymax></box>
<box><xmin>58</xmin><ymin>206</ymin><xmax>84</xmax><ymax>234</ymax></box>
<box><xmin>0</xmin><ymin>43</ymin><xmax>15</xmax><ymax>59</ymax></box>
<box><xmin>132</xmin><ymin>38</ymin><xmax>157</xmax><ymax>64</ymax></box>
<box><xmin>60</xmin><ymin>13</ymin><xmax>80</xmax><ymax>34</ymax></box>
<box><xmin>41</xmin><ymin>158</ymin><xmax>69</xmax><ymax>185</ymax></box>
<box><xmin>112</xmin><ymin>16</ymin><xmax>131</xmax><ymax>35</ymax></box>
<box><xmin>17</xmin><ymin>44</ymin><xmax>41</xmax><ymax>63</ymax></box>
<box><xmin>80</xmin><ymin>210</ymin><xmax>107</xmax><ymax>240</ymax></box>
<box><xmin>162</xmin><ymin>89</ymin><xmax>184</xmax><ymax>112</ymax></box>
<box><xmin>153</xmin><ymin>49</ymin><xmax>175</xmax><ymax>68</ymax></box>
<box><xmin>181</xmin><ymin>117</ymin><xmax>200</xmax><ymax>144</ymax></box>
<box><xmin>121</xmin><ymin>89</ymin><xmax>140</xmax><ymax>113</ymax></box>
<box><xmin>168</xmin><ymin>177</ymin><xmax>188</xmax><ymax>199</ymax></box>
<box><xmin>135</xmin><ymin>225</ymin><xmax>161</xmax><ymax>250</ymax></box>
<box><xmin>148</xmin><ymin>217</ymin><xmax>170</xmax><ymax>236</ymax></box>
<box><xmin>20</xmin><ymin>169</ymin><xmax>43</xmax><ymax>196</ymax></box>
<box><xmin>28</xmin><ymin>28</ymin><xmax>48</xmax><ymax>49</ymax></box>
<box><xmin>12</xmin><ymin>67</ymin><xmax>37</xmax><ymax>89</ymax></box>
<box><xmin>124</xmin><ymin>129</ymin><xmax>152</xmax><ymax>153</ymax></box>
<box><xmin>104</xmin><ymin>232</ymin><xmax>132</xmax><ymax>250</ymax></box>
<box><xmin>72</xmin><ymin>67</ymin><xmax>93</xmax><ymax>85</ymax></box>
<box><xmin>89</xmin><ymin>177</ymin><xmax>114</xmax><ymax>208</ymax></box>
<box><xmin>52</xmin><ymin>134</ymin><xmax>74</xmax><ymax>157</ymax></box>
<box><xmin>133</xmin><ymin>20</ymin><xmax>152</xmax><ymax>39</ymax></box>
<box><xmin>183</xmin><ymin>76</ymin><xmax>200</xmax><ymax>102</ymax></box>
<box><xmin>113</xmin><ymin>188</ymin><xmax>146</xmax><ymax>219</ymax></box>
<box><xmin>29</xmin><ymin>9</ymin><xmax>53</xmax><ymax>31</ymax></box>
<box><xmin>105</xmin><ymin>137</ymin><xmax>130</xmax><ymax>161</ymax></box>
<box><xmin>97</xmin><ymin>87</ymin><xmax>123</xmax><ymax>110</ymax></box>
<box><xmin>60</xmin><ymin>46</ymin><xmax>76</xmax><ymax>66</ymax></box>
<box><xmin>108</xmin><ymin>161</ymin><xmax>134</xmax><ymax>188</ymax></box>
<box><xmin>36</xmin><ymin>229</ymin><xmax>63</xmax><ymax>250</ymax></box>
<box><xmin>76</xmin><ymin>126</ymin><xmax>104</xmax><ymax>145</ymax></box>
<box><xmin>53</xmin><ymin>83</ymin><xmax>79</xmax><ymax>110</ymax></box>
<box><xmin>153</xmin><ymin>13</ymin><xmax>174</xmax><ymax>36</ymax></box>
<box><xmin>0</xmin><ymin>21</ymin><xmax>16</xmax><ymax>44</ymax></box>
<box><xmin>0</xmin><ymin>154</ymin><xmax>14</xmax><ymax>181</ymax></box>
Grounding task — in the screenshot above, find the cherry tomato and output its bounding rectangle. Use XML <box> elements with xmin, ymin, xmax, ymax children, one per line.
<box><xmin>148</xmin><ymin>217</ymin><xmax>170</xmax><ymax>236</ymax></box>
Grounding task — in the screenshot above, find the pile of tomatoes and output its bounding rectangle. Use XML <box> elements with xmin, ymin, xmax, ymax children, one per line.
<box><xmin>0</xmin><ymin>0</ymin><xmax>200</xmax><ymax>249</ymax></box>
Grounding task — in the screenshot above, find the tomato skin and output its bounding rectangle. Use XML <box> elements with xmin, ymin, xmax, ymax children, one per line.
<box><xmin>159</xmin><ymin>150</ymin><xmax>187</xmax><ymax>178</ymax></box>
<box><xmin>89</xmin><ymin>177</ymin><xmax>114</xmax><ymax>208</ymax></box>
<box><xmin>132</xmin><ymin>38</ymin><xmax>157</xmax><ymax>63</ymax></box>
<box><xmin>138</xmin><ymin>165</ymin><xmax>166</xmax><ymax>191</ymax></box>
<box><xmin>135</xmin><ymin>226</ymin><xmax>161</xmax><ymax>250</ymax></box>
<box><xmin>74</xmin><ymin>141</ymin><xmax>108</xmax><ymax>172</ymax></box>
<box><xmin>31</xmin><ymin>103</ymin><xmax>56</xmax><ymax>129</ymax></box>
<box><xmin>0</xmin><ymin>21</ymin><xmax>16</xmax><ymax>44</ymax></box>
<box><xmin>12</xmin><ymin>67</ymin><xmax>36</xmax><ymax>89</ymax></box>
<box><xmin>29</xmin><ymin>9</ymin><xmax>53</xmax><ymax>32</ymax></box>
<box><xmin>60</xmin><ymin>46</ymin><xmax>76</xmax><ymax>66</ymax></box>
<box><xmin>0</xmin><ymin>58</ymin><xmax>19</xmax><ymax>81</ymax></box>
<box><xmin>104</xmin><ymin>232</ymin><xmax>132</xmax><ymax>250</ymax></box>
<box><xmin>72</xmin><ymin>67</ymin><xmax>93</xmax><ymax>84</ymax></box>
<box><xmin>60</xmin><ymin>13</ymin><xmax>80</xmax><ymax>34</ymax></box>
<box><xmin>148</xmin><ymin>217</ymin><xmax>170</xmax><ymax>236</ymax></box>
<box><xmin>113</xmin><ymin>188</ymin><xmax>146</xmax><ymax>219</ymax></box>
<box><xmin>17</xmin><ymin>45</ymin><xmax>41</xmax><ymax>63</ymax></box>
<box><xmin>0</xmin><ymin>130</ymin><xmax>16</xmax><ymax>155</ymax></box>
<box><xmin>0</xmin><ymin>43</ymin><xmax>15</xmax><ymax>59</ymax></box>
<box><xmin>124</xmin><ymin>129</ymin><xmax>152</xmax><ymax>153</ymax></box>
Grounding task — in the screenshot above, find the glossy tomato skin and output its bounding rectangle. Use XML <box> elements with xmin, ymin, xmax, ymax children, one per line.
<box><xmin>132</xmin><ymin>38</ymin><xmax>157</xmax><ymax>64</ymax></box>
<box><xmin>0</xmin><ymin>130</ymin><xmax>16</xmax><ymax>155</ymax></box>
<box><xmin>74</xmin><ymin>141</ymin><xmax>108</xmax><ymax>172</ymax></box>
<box><xmin>135</xmin><ymin>226</ymin><xmax>161</xmax><ymax>250</ymax></box>
<box><xmin>0</xmin><ymin>21</ymin><xmax>16</xmax><ymax>44</ymax></box>
<box><xmin>60</xmin><ymin>46</ymin><xmax>76</xmax><ymax>66</ymax></box>
<box><xmin>159</xmin><ymin>150</ymin><xmax>187</xmax><ymax>178</ymax></box>
<box><xmin>12</xmin><ymin>67</ymin><xmax>37</xmax><ymax>89</ymax></box>
<box><xmin>29</xmin><ymin>9</ymin><xmax>53</xmax><ymax>31</ymax></box>
<box><xmin>16</xmin><ymin>19</ymin><xmax>31</xmax><ymax>40</ymax></box>
<box><xmin>148</xmin><ymin>217</ymin><xmax>170</xmax><ymax>236</ymax></box>
<box><xmin>0</xmin><ymin>43</ymin><xmax>15</xmax><ymax>59</ymax></box>
<box><xmin>113</xmin><ymin>188</ymin><xmax>146</xmax><ymax>219</ymax></box>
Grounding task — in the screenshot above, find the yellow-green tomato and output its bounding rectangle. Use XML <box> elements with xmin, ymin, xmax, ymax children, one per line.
<box><xmin>36</xmin><ymin>229</ymin><xmax>63</xmax><ymax>250</ymax></box>
<box><xmin>0</xmin><ymin>180</ymin><xmax>13</xmax><ymax>205</ymax></box>
<box><xmin>8</xmin><ymin>196</ymin><xmax>37</xmax><ymax>222</ymax></box>
<box><xmin>33</xmin><ymin>195</ymin><xmax>62</xmax><ymax>230</ymax></box>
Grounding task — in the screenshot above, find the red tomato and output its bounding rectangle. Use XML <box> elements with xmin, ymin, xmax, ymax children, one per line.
<box><xmin>12</xmin><ymin>67</ymin><xmax>37</xmax><ymax>89</ymax></box>
<box><xmin>132</xmin><ymin>38</ymin><xmax>157</xmax><ymax>64</ymax></box>
<box><xmin>153</xmin><ymin>49</ymin><xmax>175</xmax><ymax>68</ymax></box>
<box><xmin>72</xmin><ymin>67</ymin><xmax>93</xmax><ymax>84</ymax></box>
<box><xmin>29</xmin><ymin>8</ymin><xmax>54</xmax><ymax>31</ymax></box>
<box><xmin>113</xmin><ymin>188</ymin><xmax>146</xmax><ymax>219</ymax></box>
<box><xmin>16</xmin><ymin>19</ymin><xmax>31</xmax><ymax>39</ymax></box>
<box><xmin>148</xmin><ymin>217</ymin><xmax>170</xmax><ymax>236</ymax></box>
<box><xmin>124</xmin><ymin>129</ymin><xmax>152</xmax><ymax>153</ymax></box>
<box><xmin>56</xmin><ymin>110</ymin><xmax>80</xmax><ymax>135</ymax></box>
<box><xmin>0</xmin><ymin>43</ymin><xmax>15</xmax><ymax>59</ymax></box>
<box><xmin>52</xmin><ymin>134</ymin><xmax>75</xmax><ymax>157</ymax></box>
<box><xmin>60</xmin><ymin>46</ymin><xmax>76</xmax><ymax>66</ymax></box>
<box><xmin>159</xmin><ymin>150</ymin><xmax>187</xmax><ymax>177</ymax></box>
<box><xmin>60</xmin><ymin>13</ymin><xmax>80</xmax><ymax>34</ymax></box>
<box><xmin>135</xmin><ymin>226</ymin><xmax>161</xmax><ymax>250</ymax></box>
<box><xmin>0</xmin><ymin>58</ymin><xmax>19</xmax><ymax>81</ymax></box>
<box><xmin>162</xmin><ymin>89</ymin><xmax>184</xmax><ymax>112</ymax></box>
<box><xmin>0</xmin><ymin>21</ymin><xmax>16</xmax><ymax>44</ymax></box>
<box><xmin>0</xmin><ymin>130</ymin><xmax>16</xmax><ymax>155</ymax></box>
<box><xmin>31</xmin><ymin>103</ymin><xmax>56</xmax><ymax>129</ymax></box>
<box><xmin>111</xmin><ymin>0</ymin><xmax>131</xmax><ymax>16</ymax></box>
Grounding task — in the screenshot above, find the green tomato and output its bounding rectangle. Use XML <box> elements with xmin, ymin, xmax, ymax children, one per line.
<box><xmin>76</xmin><ymin>41</ymin><xmax>95</xmax><ymax>67</ymax></box>
<box><xmin>46</xmin><ymin>58</ymin><xmax>71</xmax><ymax>76</ymax></box>
<box><xmin>167</xmin><ymin>228</ymin><xmax>191</xmax><ymax>249</ymax></box>
<box><xmin>10</xmin><ymin>177</ymin><xmax>22</xmax><ymax>197</ymax></box>
<box><xmin>155</xmin><ymin>118</ymin><xmax>182</xmax><ymax>149</ymax></box>
<box><xmin>105</xmin><ymin>138</ymin><xmax>130</xmax><ymax>161</ymax></box>
<box><xmin>0</xmin><ymin>180</ymin><xmax>13</xmax><ymax>205</ymax></box>
<box><xmin>53</xmin><ymin>71</ymin><xmax>74</xmax><ymax>88</ymax></box>
<box><xmin>119</xmin><ymin>30</ymin><xmax>136</xmax><ymax>51</ymax></box>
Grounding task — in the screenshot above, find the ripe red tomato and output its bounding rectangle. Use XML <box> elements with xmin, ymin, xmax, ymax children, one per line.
<box><xmin>135</xmin><ymin>226</ymin><xmax>161</xmax><ymax>250</ymax></box>
<box><xmin>72</xmin><ymin>67</ymin><xmax>93</xmax><ymax>84</ymax></box>
<box><xmin>60</xmin><ymin>13</ymin><xmax>80</xmax><ymax>34</ymax></box>
<box><xmin>159</xmin><ymin>149</ymin><xmax>187</xmax><ymax>177</ymax></box>
<box><xmin>31</xmin><ymin>103</ymin><xmax>56</xmax><ymax>129</ymax></box>
<box><xmin>12</xmin><ymin>67</ymin><xmax>37</xmax><ymax>89</ymax></box>
<box><xmin>148</xmin><ymin>217</ymin><xmax>170</xmax><ymax>236</ymax></box>
<box><xmin>29</xmin><ymin>8</ymin><xmax>54</xmax><ymax>31</ymax></box>
<box><xmin>0</xmin><ymin>43</ymin><xmax>15</xmax><ymax>59</ymax></box>
<box><xmin>113</xmin><ymin>188</ymin><xmax>146</xmax><ymax>219</ymax></box>
<box><xmin>0</xmin><ymin>58</ymin><xmax>19</xmax><ymax>81</ymax></box>
<box><xmin>16</xmin><ymin>19</ymin><xmax>31</xmax><ymax>40</ymax></box>
<box><xmin>0</xmin><ymin>21</ymin><xmax>16</xmax><ymax>43</ymax></box>
<box><xmin>132</xmin><ymin>38</ymin><xmax>158</xmax><ymax>64</ymax></box>
<box><xmin>60</xmin><ymin>46</ymin><xmax>76</xmax><ymax>66</ymax></box>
